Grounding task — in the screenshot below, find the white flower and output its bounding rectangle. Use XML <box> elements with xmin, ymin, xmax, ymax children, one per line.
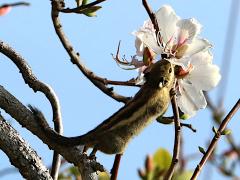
<box><xmin>176</xmin><ymin>51</ymin><xmax>221</xmax><ymax>116</ymax></box>
<box><xmin>134</xmin><ymin>5</ymin><xmax>212</xmax><ymax>69</ymax></box>
<box><xmin>131</xmin><ymin>5</ymin><xmax>221</xmax><ymax>117</ymax></box>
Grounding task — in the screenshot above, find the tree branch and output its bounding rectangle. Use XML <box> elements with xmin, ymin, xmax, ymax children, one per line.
<box><xmin>0</xmin><ymin>85</ymin><xmax>105</xmax><ymax>180</ymax></box>
<box><xmin>191</xmin><ymin>99</ymin><xmax>240</xmax><ymax>179</ymax></box>
<box><xmin>0</xmin><ymin>40</ymin><xmax>63</xmax><ymax>179</ymax></box>
<box><xmin>110</xmin><ymin>154</ymin><xmax>122</xmax><ymax>180</ymax></box>
<box><xmin>61</xmin><ymin>0</ymin><xmax>106</xmax><ymax>13</ymax></box>
<box><xmin>0</xmin><ymin>2</ymin><xmax>30</xmax><ymax>8</ymax></box>
<box><xmin>142</xmin><ymin>0</ymin><xmax>163</xmax><ymax>47</ymax></box>
<box><xmin>205</xmin><ymin>92</ymin><xmax>240</xmax><ymax>161</ymax></box>
<box><xmin>164</xmin><ymin>89</ymin><xmax>181</xmax><ymax>180</ymax></box>
<box><xmin>51</xmin><ymin>0</ymin><xmax>130</xmax><ymax>103</ymax></box>
<box><xmin>0</xmin><ymin>113</ymin><xmax>52</xmax><ymax>179</ymax></box>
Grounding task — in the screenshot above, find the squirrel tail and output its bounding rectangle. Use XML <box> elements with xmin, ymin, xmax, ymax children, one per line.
<box><xmin>29</xmin><ymin>105</ymin><xmax>87</xmax><ymax>146</ymax></box>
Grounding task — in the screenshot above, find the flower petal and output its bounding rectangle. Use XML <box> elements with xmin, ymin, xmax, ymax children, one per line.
<box><xmin>177</xmin><ymin>80</ymin><xmax>207</xmax><ymax>117</ymax></box>
<box><xmin>176</xmin><ymin>18</ymin><xmax>202</xmax><ymax>42</ymax></box>
<box><xmin>133</xmin><ymin>31</ymin><xmax>162</xmax><ymax>56</ymax></box>
<box><xmin>134</xmin><ymin>35</ymin><xmax>145</xmax><ymax>56</ymax></box>
<box><xmin>155</xmin><ymin>5</ymin><xmax>180</xmax><ymax>44</ymax></box>
<box><xmin>184</xmin><ymin>38</ymin><xmax>212</xmax><ymax>57</ymax></box>
<box><xmin>186</xmin><ymin>52</ymin><xmax>221</xmax><ymax>90</ymax></box>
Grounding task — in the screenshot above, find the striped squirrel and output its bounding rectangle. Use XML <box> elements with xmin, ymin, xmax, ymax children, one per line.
<box><xmin>30</xmin><ymin>59</ymin><xmax>175</xmax><ymax>155</ymax></box>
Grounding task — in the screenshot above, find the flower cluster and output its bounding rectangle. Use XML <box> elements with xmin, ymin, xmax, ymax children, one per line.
<box><xmin>126</xmin><ymin>5</ymin><xmax>221</xmax><ymax>117</ymax></box>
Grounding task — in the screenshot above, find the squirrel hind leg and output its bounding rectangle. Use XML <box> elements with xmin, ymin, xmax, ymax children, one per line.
<box><xmin>89</xmin><ymin>147</ymin><xmax>98</xmax><ymax>160</ymax></box>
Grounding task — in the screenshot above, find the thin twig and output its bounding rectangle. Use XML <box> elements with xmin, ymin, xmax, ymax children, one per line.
<box><xmin>105</xmin><ymin>79</ymin><xmax>140</xmax><ymax>87</ymax></box>
<box><xmin>61</xmin><ymin>0</ymin><xmax>106</xmax><ymax>13</ymax></box>
<box><xmin>181</xmin><ymin>123</ymin><xmax>197</xmax><ymax>133</ymax></box>
<box><xmin>205</xmin><ymin>92</ymin><xmax>240</xmax><ymax>160</ymax></box>
<box><xmin>51</xmin><ymin>0</ymin><xmax>130</xmax><ymax>103</ymax></box>
<box><xmin>52</xmin><ymin>1</ymin><xmax>131</xmax><ymax>179</ymax></box>
<box><xmin>110</xmin><ymin>154</ymin><xmax>122</xmax><ymax>180</ymax></box>
<box><xmin>142</xmin><ymin>0</ymin><xmax>163</xmax><ymax>47</ymax></box>
<box><xmin>0</xmin><ymin>2</ymin><xmax>30</xmax><ymax>8</ymax></box>
<box><xmin>164</xmin><ymin>88</ymin><xmax>181</xmax><ymax>180</ymax></box>
<box><xmin>191</xmin><ymin>99</ymin><xmax>240</xmax><ymax>180</ymax></box>
<box><xmin>0</xmin><ymin>40</ymin><xmax>63</xmax><ymax>180</ymax></box>
<box><xmin>157</xmin><ymin>116</ymin><xmax>196</xmax><ymax>132</ymax></box>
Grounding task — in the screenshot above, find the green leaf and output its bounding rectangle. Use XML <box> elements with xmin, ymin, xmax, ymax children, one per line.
<box><xmin>198</xmin><ymin>146</ymin><xmax>206</xmax><ymax>154</ymax></box>
<box><xmin>98</xmin><ymin>172</ymin><xmax>110</xmax><ymax>180</ymax></box>
<box><xmin>82</xmin><ymin>6</ymin><xmax>102</xmax><ymax>17</ymax></box>
<box><xmin>180</xmin><ymin>113</ymin><xmax>190</xmax><ymax>120</ymax></box>
<box><xmin>172</xmin><ymin>171</ymin><xmax>193</xmax><ymax>180</ymax></box>
<box><xmin>153</xmin><ymin>148</ymin><xmax>172</xmax><ymax>171</ymax></box>
<box><xmin>221</xmin><ymin>129</ymin><xmax>231</xmax><ymax>135</ymax></box>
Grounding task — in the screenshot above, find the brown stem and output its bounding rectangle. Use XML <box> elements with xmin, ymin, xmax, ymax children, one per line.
<box><xmin>105</xmin><ymin>79</ymin><xmax>140</xmax><ymax>87</ymax></box>
<box><xmin>0</xmin><ymin>2</ymin><xmax>30</xmax><ymax>8</ymax></box>
<box><xmin>51</xmin><ymin>0</ymin><xmax>130</xmax><ymax>103</ymax></box>
<box><xmin>180</xmin><ymin>123</ymin><xmax>197</xmax><ymax>133</ymax></box>
<box><xmin>164</xmin><ymin>88</ymin><xmax>181</xmax><ymax>180</ymax></box>
<box><xmin>142</xmin><ymin>0</ymin><xmax>163</xmax><ymax>47</ymax></box>
<box><xmin>0</xmin><ymin>86</ymin><xmax>104</xmax><ymax>179</ymax></box>
<box><xmin>61</xmin><ymin>0</ymin><xmax>106</xmax><ymax>13</ymax></box>
<box><xmin>157</xmin><ymin>116</ymin><xmax>196</xmax><ymax>132</ymax></box>
<box><xmin>0</xmin><ymin>40</ymin><xmax>63</xmax><ymax>180</ymax></box>
<box><xmin>205</xmin><ymin>92</ymin><xmax>240</xmax><ymax>161</ymax></box>
<box><xmin>191</xmin><ymin>99</ymin><xmax>240</xmax><ymax>180</ymax></box>
<box><xmin>111</xmin><ymin>154</ymin><xmax>122</xmax><ymax>180</ymax></box>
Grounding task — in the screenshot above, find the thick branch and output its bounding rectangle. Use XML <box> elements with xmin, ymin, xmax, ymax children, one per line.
<box><xmin>0</xmin><ymin>113</ymin><xmax>52</xmax><ymax>179</ymax></box>
<box><xmin>191</xmin><ymin>99</ymin><xmax>240</xmax><ymax>179</ymax></box>
<box><xmin>0</xmin><ymin>40</ymin><xmax>63</xmax><ymax>179</ymax></box>
<box><xmin>51</xmin><ymin>0</ymin><xmax>130</xmax><ymax>103</ymax></box>
<box><xmin>0</xmin><ymin>85</ymin><xmax>104</xmax><ymax>180</ymax></box>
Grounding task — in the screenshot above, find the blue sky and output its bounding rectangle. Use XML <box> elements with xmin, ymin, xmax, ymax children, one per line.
<box><xmin>0</xmin><ymin>0</ymin><xmax>239</xmax><ymax>179</ymax></box>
